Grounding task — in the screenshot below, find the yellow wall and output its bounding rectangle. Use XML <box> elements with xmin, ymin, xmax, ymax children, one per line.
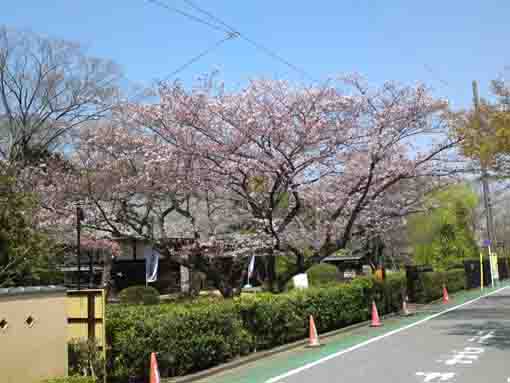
<box><xmin>0</xmin><ymin>292</ymin><xmax>68</xmax><ymax>383</ymax></box>
<box><xmin>66</xmin><ymin>289</ymin><xmax>106</xmax><ymax>355</ymax></box>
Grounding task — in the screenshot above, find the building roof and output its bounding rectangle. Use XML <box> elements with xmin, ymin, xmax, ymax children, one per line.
<box><xmin>322</xmin><ymin>255</ymin><xmax>365</xmax><ymax>262</ymax></box>
<box><xmin>60</xmin><ymin>266</ymin><xmax>103</xmax><ymax>272</ymax></box>
<box><xmin>0</xmin><ymin>285</ymin><xmax>67</xmax><ymax>297</ymax></box>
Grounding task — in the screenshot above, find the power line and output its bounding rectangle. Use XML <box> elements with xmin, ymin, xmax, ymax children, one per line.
<box><xmin>239</xmin><ymin>35</ymin><xmax>316</xmax><ymax>81</ymax></box>
<box><xmin>158</xmin><ymin>34</ymin><xmax>236</xmax><ymax>85</ymax></box>
<box><xmin>125</xmin><ymin>0</ymin><xmax>238</xmax><ymax>102</ymax></box>
<box><xmin>180</xmin><ymin>0</ymin><xmax>238</xmax><ymax>34</ymax></box>
<box><xmin>181</xmin><ymin>0</ymin><xmax>317</xmax><ymax>81</ymax></box>
<box><xmin>151</xmin><ymin>0</ymin><xmax>316</xmax><ymax>82</ymax></box>
<box><xmin>145</xmin><ymin>0</ymin><xmax>232</xmax><ymax>35</ymax></box>
<box><xmin>126</xmin><ymin>35</ymin><xmax>236</xmax><ymax>103</ymax></box>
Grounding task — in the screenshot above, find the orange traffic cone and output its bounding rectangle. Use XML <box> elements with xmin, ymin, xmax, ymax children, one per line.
<box><xmin>150</xmin><ymin>352</ymin><xmax>160</xmax><ymax>383</ymax></box>
<box><xmin>401</xmin><ymin>296</ymin><xmax>411</xmax><ymax>317</ymax></box>
<box><xmin>442</xmin><ymin>286</ymin><xmax>449</xmax><ymax>304</ymax></box>
<box><xmin>370</xmin><ymin>300</ymin><xmax>382</xmax><ymax>327</ymax></box>
<box><xmin>306</xmin><ymin>315</ymin><xmax>321</xmax><ymax>347</ymax></box>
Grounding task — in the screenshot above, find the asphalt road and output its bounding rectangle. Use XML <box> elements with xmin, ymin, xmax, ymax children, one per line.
<box><xmin>270</xmin><ymin>286</ymin><xmax>510</xmax><ymax>383</ymax></box>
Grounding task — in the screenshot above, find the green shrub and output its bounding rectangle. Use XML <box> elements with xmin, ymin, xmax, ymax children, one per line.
<box><xmin>118</xmin><ymin>285</ymin><xmax>160</xmax><ymax>305</ymax></box>
<box><xmin>106</xmin><ymin>302</ymin><xmax>252</xmax><ymax>382</ymax></box>
<box><xmin>306</xmin><ymin>263</ymin><xmax>342</xmax><ymax>286</ymax></box>
<box><xmin>415</xmin><ymin>269</ymin><xmax>466</xmax><ymax>303</ymax></box>
<box><xmin>107</xmin><ymin>269</ymin><xmax>474</xmax><ymax>381</ymax></box>
<box><xmin>41</xmin><ymin>376</ymin><xmax>96</xmax><ymax>383</ymax></box>
<box><xmin>370</xmin><ymin>272</ymin><xmax>407</xmax><ymax>315</ymax></box>
<box><xmin>68</xmin><ymin>339</ymin><xmax>104</xmax><ymax>381</ymax></box>
<box><xmin>106</xmin><ymin>275</ymin><xmax>400</xmax><ymax>381</ymax></box>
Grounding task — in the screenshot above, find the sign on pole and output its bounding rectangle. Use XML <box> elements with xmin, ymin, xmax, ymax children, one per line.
<box><xmin>490</xmin><ymin>253</ymin><xmax>499</xmax><ymax>287</ymax></box>
<box><xmin>293</xmin><ymin>273</ymin><xmax>309</xmax><ymax>289</ymax></box>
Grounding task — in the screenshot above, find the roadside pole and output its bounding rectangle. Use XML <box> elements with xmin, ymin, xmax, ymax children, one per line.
<box><xmin>473</xmin><ymin>81</ymin><xmax>497</xmax><ymax>289</ymax></box>
<box><xmin>488</xmin><ymin>245</ymin><xmax>495</xmax><ymax>288</ymax></box>
<box><xmin>480</xmin><ymin>251</ymin><xmax>484</xmax><ymax>291</ymax></box>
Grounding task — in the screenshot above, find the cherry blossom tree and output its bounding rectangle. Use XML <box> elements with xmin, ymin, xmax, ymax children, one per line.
<box><xmin>122</xmin><ymin>74</ymin><xmax>458</xmax><ymax>291</ymax></box>
<box><xmin>32</xmin><ymin>119</ymin><xmax>262</xmax><ymax>296</ymax></box>
<box><xmin>32</xmin><ymin>73</ymin><xmax>459</xmax><ymax>295</ymax></box>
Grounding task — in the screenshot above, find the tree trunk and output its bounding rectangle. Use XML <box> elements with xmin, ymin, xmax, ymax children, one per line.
<box><xmin>101</xmin><ymin>251</ymin><xmax>112</xmax><ymax>297</ymax></box>
<box><xmin>88</xmin><ymin>253</ymin><xmax>94</xmax><ymax>288</ymax></box>
<box><xmin>267</xmin><ymin>250</ymin><xmax>276</xmax><ymax>292</ymax></box>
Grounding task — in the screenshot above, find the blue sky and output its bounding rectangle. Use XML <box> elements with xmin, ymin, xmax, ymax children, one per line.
<box><xmin>4</xmin><ymin>1</ymin><xmax>510</xmax><ymax>108</ymax></box>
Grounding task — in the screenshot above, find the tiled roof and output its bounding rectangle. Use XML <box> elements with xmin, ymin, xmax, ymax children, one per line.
<box><xmin>0</xmin><ymin>285</ymin><xmax>67</xmax><ymax>297</ymax></box>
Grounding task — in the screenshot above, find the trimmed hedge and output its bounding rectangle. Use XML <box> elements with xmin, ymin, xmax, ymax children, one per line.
<box><xmin>414</xmin><ymin>269</ymin><xmax>466</xmax><ymax>304</ymax></box>
<box><xmin>306</xmin><ymin>263</ymin><xmax>342</xmax><ymax>286</ymax></box>
<box><xmin>118</xmin><ymin>285</ymin><xmax>160</xmax><ymax>305</ymax></box>
<box><xmin>107</xmin><ymin>302</ymin><xmax>252</xmax><ymax>381</ymax></box>
<box><xmin>371</xmin><ymin>272</ymin><xmax>407</xmax><ymax>315</ymax></box>
<box><xmin>107</xmin><ymin>270</ymin><xmax>470</xmax><ymax>381</ymax></box>
<box><xmin>106</xmin><ymin>275</ymin><xmax>405</xmax><ymax>381</ymax></box>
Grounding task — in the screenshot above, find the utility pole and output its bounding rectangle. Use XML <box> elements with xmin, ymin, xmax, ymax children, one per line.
<box><xmin>472</xmin><ymin>81</ymin><xmax>496</xmax><ymax>250</ymax></box>
<box><xmin>76</xmin><ymin>206</ymin><xmax>85</xmax><ymax>290</ymax></box>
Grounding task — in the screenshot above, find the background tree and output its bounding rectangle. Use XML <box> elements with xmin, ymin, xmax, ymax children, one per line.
<box><xmin>407</xmin><ymin>183</ymin><xmax>479</xmax><ymax>270</ymax></box>
<box><xmin>0</xmin><ymin>26</ymin><xmax>121</xmax><ymax>169</ymax></box>
<box><xmin>451</xmin><ymin>71</ymin><xmax>510</xmax><ymax>174</ymax></box>
<box><xmin>0</xmin><ymin>175</ymin><xmax>63</xmax><ymax>286</ymax></box>
<box><xmin>0</xmin><ymin>26</ymin><xmax>123</xmax><ymax>287</ymax></box>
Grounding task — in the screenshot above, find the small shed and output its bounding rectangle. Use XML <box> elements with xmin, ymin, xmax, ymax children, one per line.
<box><xmin>322</xmin><ymin>254</ymin><xmax>366</xmax><ymax>279</ymax></box>
<box><xmin>0</xmin><ymin>286</ymin><xmax>68</xmax><ymax>383</ymax></box>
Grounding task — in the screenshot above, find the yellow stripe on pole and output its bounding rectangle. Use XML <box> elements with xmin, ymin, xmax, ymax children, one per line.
<box><xmin>480</xmin><ymin>252</ymin><xmax>484</xmax><ymax>291</ymax></box>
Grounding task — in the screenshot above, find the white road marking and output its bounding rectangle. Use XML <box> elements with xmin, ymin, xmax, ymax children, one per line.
<box><xmin>444</xmin><ymin>347</ymin><xmax>485</xmax><ymax>365</ymax></box>
<box><xmin>266</xmin><ymin>285</ymin><xmax>509</xmax><ymax>383</ymax></box>
<box><xmin>468</xmin><ymin>330</ymin><xmax>495</xmax><ymax>344</ymax></box>
<box><xmin>416</xmin><ymin>372</ymin><xmax>455</xmax><ymax>382</ymax></box>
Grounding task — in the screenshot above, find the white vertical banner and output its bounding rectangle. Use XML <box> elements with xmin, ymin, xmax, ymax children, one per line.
<box><xmin>145</xmin><ymin>248</ymin><xmax>159</xmax><ymax>283</ymax></box>
<box><xmin>247</xmin><ymin>255</ymin><xmax>256</xmax><ymax>280</ymax></box>
<box><xmin>244</xmin><ymin>255</ymin><xmax>256</xmax><ymax>289</ymax></box>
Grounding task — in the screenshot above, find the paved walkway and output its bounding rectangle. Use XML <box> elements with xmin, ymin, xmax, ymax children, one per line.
<box><xmin>199</xmin><ymin>283</ymin><xmax>510</xmax><ymax>383</ymax></box>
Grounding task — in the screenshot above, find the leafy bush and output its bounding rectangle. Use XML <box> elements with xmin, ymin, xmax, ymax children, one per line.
<box><xmin>41</xmin><ymin>377</ymin><xmax>96</xmax><ymax>383</ymax></box>
<box><xmin>370</xmin><ymin>272</ymin><xmax>407</xmax><ymax>315</ymax></box>
<box><xmin>106</xmin><ymin>275</ymin><xmax>399</xmax><ymax>381</ymax></box>
<box><xmin>68</xmin><ymin>339</ymin><xmax>104</xmax><ymax>381</ymax></box>
<box><xmin>414</xmin><ymin>269</ymin><xmax>466</xmax><ymax>303</ymax></box>
<box><xmin>107</xmin><ymin>302</ymin><xmax>252</xmax><ymax>382</ymax></box>
<box><xmin>498</xmin><ymin>256</ymin><xmax>510</xmax><ymax>279</ymax></box>
<box><xmin>306</xmin><ymin>263</ymin><xmax>342</xmax><ymax>286</ymax></box>
<box><xmin>118</xmin><ymin>285</ymin><xmax>160</xmax><ymax>305</ymax></box>
<box><xmin>107</xmin><ymin>270</ymin><xmax>471</xmax><ymax>380</ymax></box>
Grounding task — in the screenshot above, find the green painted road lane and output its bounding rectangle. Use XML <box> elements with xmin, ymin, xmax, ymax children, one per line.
<box><xmin>199</xmin><ymin>283</ymin><xmax>510</xmax><ymax>383</ymax></box>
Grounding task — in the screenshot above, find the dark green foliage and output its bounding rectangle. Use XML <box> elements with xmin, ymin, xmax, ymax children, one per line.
<box><xmin>370</xmin><ymin>272</ymin><xmax>407</xmax><ymax>314</ymax></box>
<box><xmin>106</xmin><ymin>275</ymin><xmax>408</xmax><ymax>381</ymax></box>
<box><xmin>106</xmin><ymin>302</ymin><xmax>252</xmax><ymax>381</ymax></box>
<box><xmin>306</xmin><ymin>263</ymin><xmax>342</xmax><ymax>286</ymax></box>
<box><xmin>118</xmin><ymin>285</ymin><xmax>160</xmax><ymax>305</ymax></box>
<box><xmin>414</xmin><ymin>269</ymin><xmax>466</xmax><ymax>303</ymax></box>
<box><xmin>41</xmin><ymin>377</ymin><xmax>96</xmax><ymax>383</ymax></box>
<box><xmin>409</xmin><ymin>184</ymin><xmax>479</xmax><ymax>270</ymax></box>
<box><xmin>68</xmin><ymin>339</ymin><xmax>104</xmax><ymax>381</ymax></box>
<box><xmin>0</xmin><ymin>175</ymin><xmax>63</xmax><ymax>287</ymax></box>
